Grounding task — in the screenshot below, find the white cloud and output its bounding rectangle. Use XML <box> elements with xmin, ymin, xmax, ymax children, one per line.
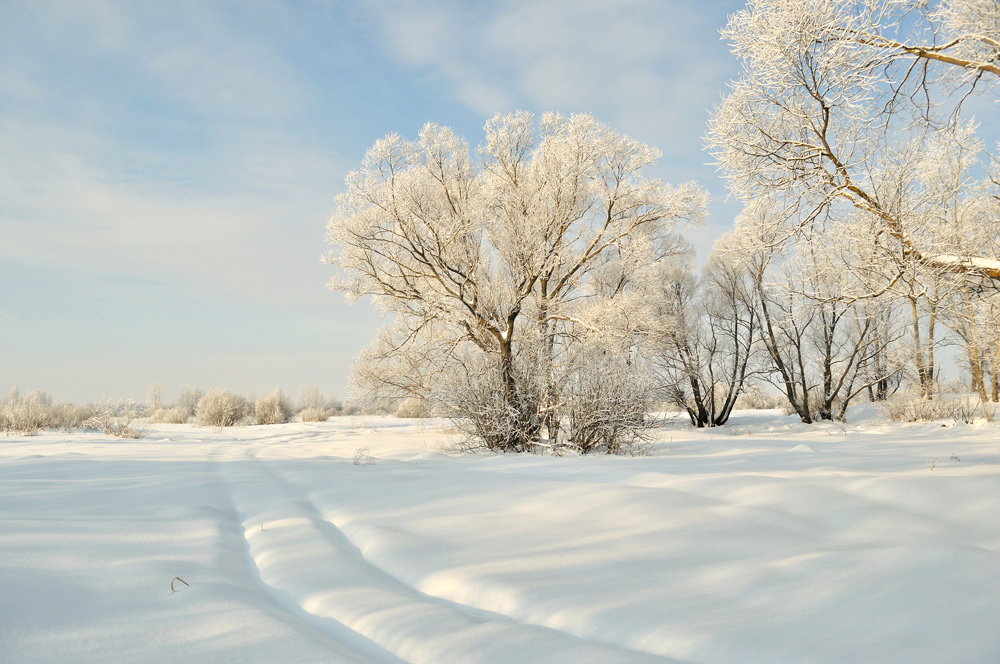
<box><xmin>0</xmin><ymin>115</ymin><xmax>352</xmax><ymax>316</ymax></box>
<box><xmin>7</xmin><ymin>0</ymin><xmax>301</xmax><ymax>122</ymax></box>
<box><xmin>361</xmin><ymin>0</ymin><xmax>745</xmax><ymax>259</ymax></box>
<box><xmin>362</xmin><ymin>0</ymin><xmax>739</xmax><ymax>148</ymax></box>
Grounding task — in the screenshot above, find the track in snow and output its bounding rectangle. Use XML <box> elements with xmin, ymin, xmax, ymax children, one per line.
<box><xmin>217</xmin><ymin>443</ymin><xmax>677</xmax><ymax>664</ymax></box>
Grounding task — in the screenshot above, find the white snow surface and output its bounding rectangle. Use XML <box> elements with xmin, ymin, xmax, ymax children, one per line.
<box><xmin>3</xmin><ymin>410</ymin><xmax>1000</xmax><ymax>663</ymax></box>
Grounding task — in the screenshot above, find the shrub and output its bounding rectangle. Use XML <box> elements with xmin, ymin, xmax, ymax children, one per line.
<box><xmin>196</xmin><ymin>389</ymin><xmax>250</xmax><ymax>427</ymax></box>
<box><xmin>149</xmin><ymin>406</ymin><xmax>190</xmax><ymax>424</ymax></box>
<box><xmin>2</xmin><ymin>388</ymin><xmax>52</xmax><ymax>435</ymax></box>
<box><xmin>353</xmin><ymin>446</ymin><xmax>376</xmax><ymax>466</ymax></box>
<box><xmin>49</xmin><ymin>402</ymin><xmax>94</xmax><ymax>431</ymax></box>
<box><xmin>562</xmin><ymin>350</ymin><xmax>657</xmax><ymax>455</ymax></box>
<box><xmin>0</xmin><ymin>387</ymin><xmax>15</xmax><ymax>433</ymax></box>
<box><xmin>395</xmin><ymin>397</ymin><xmax>430</xmax><ymax>418</ymax></box>
<box><xmin>882</xmin><ymin>395</ymin><xmax>996</xmax><ymax>424</ymax></box>
<box><xmin>176</xmin><ymin>387</ymin><xmax>204</xmax><ymax>421</ymax></box>
<box><xmin>300</xmin><ymin>407</ymin><xmax>328</xmax><ymax>422</ymax></box>
<box><xmin>254</xmin><ymin>386</ymin><xmax>292</xmax><ymax>425</ymax></box>
<box><xmin>86</xmin><ymin>398</ymin><xmax>148</xmax><ymax>439</ymax></box>
<box><xmin>438</xmin><ymin>366</ymin><xmax>541</xmax><ymax>453</ymax></box>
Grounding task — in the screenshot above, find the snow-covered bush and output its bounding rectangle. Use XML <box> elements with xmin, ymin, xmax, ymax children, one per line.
<box><xmin>882</xmin><ymin>395</ymin><xmax>996</xmax><ymax>424</ymax></box>
<box><xmin>48</xmin><ymin>402</ymin><xmax>94</xmax><ymax>431</ymax></box>
<box><xmin>353</xmin><ymin>446</ymin><xmax>376</xmax><ymax>466</ymax></box>
<box><xmin>438</xmin><ymin>362</ymin><xmax>541</xmax><ymax>453</ymax></box>
<box><xmin>149</xmin><ymin>407</ymin><xmax>189</xmax><ymax>424</ymax></box>
<box><xmin>86</xmin><ymin>398</ymin><xmax>148</xmax><ymax>439</ymax></box>
<box><xmin>297</xmin><ymin>386</ymin><xmax>324</xmax><ymax>412</ymax></box>
<box><xmin>2</xmin><ymin>388</ymin><xmax>52</xmax><ymax>435</ymax></box>
<box><xmin>146</xmin><ymin>382</ymin><xmax>164</xmax><ymax>414</ymax></box>
<box><xmin>395</xmin><ymin>397</ymin><xmax>430</xmax><ymax>418</ymax></box>
<box><xmin>254</xmin><ymin>386</ymin><xmax>292</xmax><ymax>425</ymax></box>
<box><xmin>563</xmin><ymin>348</ymin><xmax>657</xmax><ymax>455</ymax></box>
<box><xmin>297</xmin><ymin>386</ymin><xmax>340</xmax><ymax>421</ymax></box>
<box><xmin>196</xmin><ymin>389</ymin><xmax>250</xmax><ymax>427</ymax></box>
<box><xmin>300</xmin><ymin>407</ymin><xmax>328</xmax><ymax>422</ymax></box>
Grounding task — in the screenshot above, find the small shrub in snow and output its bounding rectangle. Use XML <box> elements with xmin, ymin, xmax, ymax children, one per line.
<box><xmin>562</xmin><ymin>349</ymin><xmax>658</xmax><ymax>456</ymax></box>
<box><xmin>149</xmin><ymin>407</ymin><xmax>189</xmax><ymax>424</ymax></box>
<box><xmin>86</xmin><ymin>398</ymin><xmax>148</xmax><ymax>439</ymax></box>
<box><xmin>882</xmin><ymin>395</ymin><xmax>996</xmax><ymax>424</ymax></box>
<box><xmin>196</xmin><ymin>389</ymin><xmax>250</xmax><ymax>427</ymax></box>
<box><xmin>395</xmin><ymin>397</ymin><xmax>430</xmax><ymax>418</ymax></box>
<box><xmin>48</xmin><ymin>402</ymin><xmax>94</xmax><ymax>432</ymax></box>
<box><xmin>300</xmin><ymin>407</ymin><xmax>328</xmax><ymax>422</ymax></box>
<box><xmin>353</xmin><ymin>446</ymin><xmax>375</xmax><ymax>466</ymax></box>
<box><xmin>254</xmin><ymin>386</ymin><xmax>292</xmax><ymax>425</ymax></box>
<box><xmin>440</xmin><ymin>367</ymin><xmax>540</xmax><ymax>453</ymax></box>
<box><xmin>298</xmin><ymin>386</ymin><xmax>341</xmax><ymax>421</ymax></box>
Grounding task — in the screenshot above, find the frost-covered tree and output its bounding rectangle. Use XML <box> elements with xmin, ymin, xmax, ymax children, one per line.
<box><xmin>727</xmin><ymin>198</ymin><xmax>905</xmax><ymax>421</ymax></box>
<box><xmin>709</xmin><ymin>0</ymin><xmax>1000</xmax><ymax>284</ymax></box>
<box><xmin>327</xmin><ymin>112</ymin><xmax>706</xmax><ymax>451</ymax></box>
<box><xmin>648</xmin><ymin>249</ymin><xmax>762</xmax><ymax>427</ymax></box>
<box><xmin>916</xmin><ymin>122</ymin><xmax>1000</xmax><ymax>400</ymax></box>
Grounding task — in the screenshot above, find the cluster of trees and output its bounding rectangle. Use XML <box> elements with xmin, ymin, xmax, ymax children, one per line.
<box><xmin>1</xmin><ymin>384</ymin><xmax>348</xmax><ymax>436</ymax></box>
<box><xmin>708</xmin><ymin>0</ymin><xmax>1000</xmax><ymax>411</ymax></box>
<box><xmin>147</xmin><ymin>384</ymin><xmax>345</xmax><ymax>427</ymax></box>
<box><xmin>327</xmin><ymin>0</ymin><xmax>999</xmax><ymax>452</ymax></box>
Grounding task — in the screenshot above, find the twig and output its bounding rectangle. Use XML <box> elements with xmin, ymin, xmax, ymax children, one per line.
<box><xmin>170</xmin><ymin>577</ymin><xmax>190</xmax><ymax>594</ymax></box>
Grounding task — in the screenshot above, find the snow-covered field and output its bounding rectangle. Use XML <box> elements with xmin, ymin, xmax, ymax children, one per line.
<box><xmin>2</xmin><ymin>410</ymin><xmax>999</xmax><ymax>663</ymax></box>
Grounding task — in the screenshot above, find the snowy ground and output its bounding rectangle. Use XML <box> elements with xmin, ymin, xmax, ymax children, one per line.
<box><xmin>2</xmin><ymin>410</ymin><xmax>999</xmax><ymax>663</ymax></box>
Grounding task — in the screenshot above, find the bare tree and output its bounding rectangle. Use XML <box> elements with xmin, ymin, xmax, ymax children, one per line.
<box><xmin>146</xmin><ymin>382</ymin><xmax>163</xmax><ymax>413</ymax></box>
<box><xmin>649</xmin><ymin>249</ymin><xmax>762</xmax><ymax>428</ymax></box>
<box><xmin>730</xmin><ymin>199</ymin><xmax>904</xmax><ymax>422</ymax></box>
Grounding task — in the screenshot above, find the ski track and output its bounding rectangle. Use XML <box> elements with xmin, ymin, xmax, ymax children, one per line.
<box><xmin>217</xmin><ymin>440</ymin><xmax>677</xmax><ymax>664</ymax></box>
<box><xmin>210</xmin><ymin>446</ymin><xmax>397</xmax><ymax>664</ymax></box>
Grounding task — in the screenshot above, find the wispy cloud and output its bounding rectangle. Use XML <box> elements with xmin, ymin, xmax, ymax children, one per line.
<box><xmin>0</xmin><ymin>116</ymin><xmax>346</xmax><ymax>311</ymax></box>
<box><xmin>0</xmin><ymin>1</ymin><xmax>359</xmax><ymax>313</ymax></box>
<box><xmin>362</xmin><ymin>0</ymin><xmax>739</xmax><ymax>152</ymax></box>
<box><xmin>361</xmin><ymin>0</ymin><xmax>746</xmax><ymax>245</ymax></box>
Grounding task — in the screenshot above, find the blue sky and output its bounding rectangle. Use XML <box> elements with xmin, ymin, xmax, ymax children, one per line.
<box><xmin>1</xmin><ymin>0</ymin><xmax>748</xmax><ymax>404</ymax></box>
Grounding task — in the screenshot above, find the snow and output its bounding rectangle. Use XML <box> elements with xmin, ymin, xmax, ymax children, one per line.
<box><xmin>3</xmin><ymin>412</ymin><xmax>1000</xmax><ymax>663</ymax></box>
<box><xmin>928</xmin><ymin>254</ymin><xmax>1000</xmax><ymax>275</ymax></box>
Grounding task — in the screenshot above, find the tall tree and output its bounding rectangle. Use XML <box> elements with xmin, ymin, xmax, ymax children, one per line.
<box><xmin>649</xmin><ymin>250</ymin><xmax>762</xmax><ymax>428</ymax></box>
<box><xmin>327</xmin><ymin>112</ymin><xmax>706</xmax><ymax>451</ymax></box>
<box><xmin>709</xmin><ymin>0</ymin><xmax>1000</xmax><ymax>284</ymax></box>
